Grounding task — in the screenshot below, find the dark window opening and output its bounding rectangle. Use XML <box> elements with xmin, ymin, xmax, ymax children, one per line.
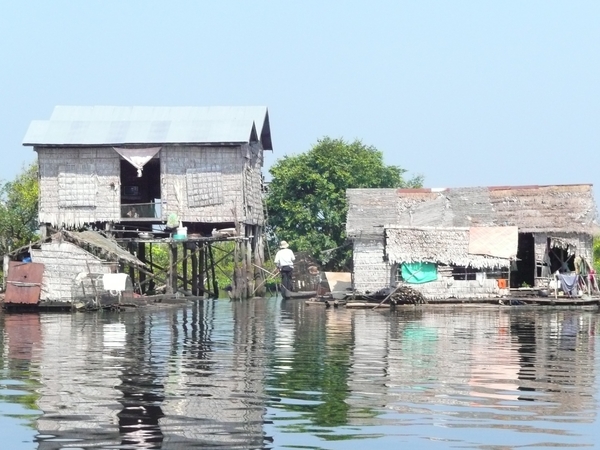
<box><xmin>120</xmin><ymin>159</ymin><xmax>161</xmax><ymax>219</ymax></box>
<box><xmin>511</xmin><ymin>233</ymin><xmax>535</xmax><ymax>288</ymax></box>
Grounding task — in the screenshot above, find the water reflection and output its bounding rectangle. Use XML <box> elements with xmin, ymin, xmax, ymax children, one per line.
<box><xmin>0</xmin><ymin>301</ymin><xmax>598</xmax><ymax>449</ymax></box>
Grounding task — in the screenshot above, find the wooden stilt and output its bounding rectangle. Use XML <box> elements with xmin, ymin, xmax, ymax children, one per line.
<box><xmin>199</xmin><ymin>243</ymin><xmax>205</xmax><ymax>298</ymax></box>
<box><xmin>245</xmin><ymin>225</ymin><xmax>253</xmax><ymax>298</ymax></box>
<box><xmin>191</xmin><ymin>244</ymin><xmax>198</xmax><ymax>296</ymax></box>
<box><xmin>128</xmin><ymin>241</ymin><xmax>136</xmax><ymax>287</ymax></box>
<box><xmin>183</xmin><ymin>245</ymin><xmax>188</xmax><ymax>293</ymax></box>
<box><xmin>138</xmin><ymin>242</ymin><xmax>146</xmax><ymax>294</ymax></box>
<box><xmin>168</xmin><ymin>242</ymin><xmax>178</xmax><ymax>294</ymax></box>
<box><xmin>253</xmin><ymin>225</ymin><xmax>265</xmax><ymax>296</ymax></box>
<box><xmin>209</xmin><ymin>243</ymin><xmax>218</xmax><ymax>298</ymax></box>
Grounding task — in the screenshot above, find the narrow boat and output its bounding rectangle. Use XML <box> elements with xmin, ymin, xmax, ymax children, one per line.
<box><xmin>280</xmin><ymin>285</ymin><xmax>317</xmax><ymax>299</ymax></box>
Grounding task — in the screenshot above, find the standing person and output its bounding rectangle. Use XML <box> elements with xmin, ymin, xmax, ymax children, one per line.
<box><xmin>274</xmin><ymin>240</ymin><xmax>295</xmax><ymax>292</ymax></box>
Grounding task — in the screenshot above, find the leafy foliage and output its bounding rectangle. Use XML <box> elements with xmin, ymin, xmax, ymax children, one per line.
<box><xmin>0</xmin><ymin>163</ymin><xmax>39</xmax><ymax>255</ymax></box>
<box><xmin>266</xmin><ymin>137</ymin><xmax>422</xmax><ymax>270</ymax></box>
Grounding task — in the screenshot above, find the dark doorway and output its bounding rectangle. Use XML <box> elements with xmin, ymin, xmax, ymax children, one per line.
<box><xmin>512</xmin><ymin>233</ymin><xmax>535</xmax><ymax>288</ymax></box>
<box><xmin>547</xmin><ymin>240</ymin><xmax>575</xmax><ymax>274</ymax></box>
<box><xmin>120</xmin><ymin>158</ymin><xmax>161</xmax><ymax>218</ymax></box>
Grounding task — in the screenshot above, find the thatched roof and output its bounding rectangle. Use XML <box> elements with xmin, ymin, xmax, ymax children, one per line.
<box><xmin>61</xmin><ymin>230</ymin><xmax>146</xmax><ymax>267</ymax></box>
<box><xmin>385</xmin><ymin>227</ymin><xmax>510</xmax><ymax>269</ymax></box>
<box><xmin>347</xmin><ymin>184</ymin><xmax>598</xmax><ymax>236</ymax></box>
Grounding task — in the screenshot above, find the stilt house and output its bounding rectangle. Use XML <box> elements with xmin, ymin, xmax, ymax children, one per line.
<box><xmin>17</xmin><ymin>105</ymin><xmax>272</xmax><ymax>304</ymax></box>
<box><xmin>346</xmin><ymin>185</ymin><xmax>599</xmax><ymax>300</ymax></box>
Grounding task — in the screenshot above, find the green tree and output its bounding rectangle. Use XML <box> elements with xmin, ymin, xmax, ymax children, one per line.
<box><xmin>266</xmin><ymin>137</ymin><xmax>422</xmax><ymax>270</ymax></box>
<box><xmin>0</xmin><ymin>163</ymin><xmax>39</xmax><ymax>255</ymax></box>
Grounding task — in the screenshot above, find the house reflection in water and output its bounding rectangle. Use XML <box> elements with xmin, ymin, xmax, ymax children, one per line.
<box><xmin>345</xmin><ymin>308</ymin><xmax>598</xmax><ymax>424</ymax></box>
<box><xmin>158</xmin><ymin>300</ymin><xmax>268</xmax><ymax>448</ymax></box>
<box><xmin>31</xmin><ymin>302</ymin><xmax>270</xmax><ymax>449</ymax></box>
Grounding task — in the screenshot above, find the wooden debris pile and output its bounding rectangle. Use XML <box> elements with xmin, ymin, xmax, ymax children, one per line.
<box><xmin>389</xmin><ymin>285</ymin><xmax>427</xmax><ymax>305</ymax></box>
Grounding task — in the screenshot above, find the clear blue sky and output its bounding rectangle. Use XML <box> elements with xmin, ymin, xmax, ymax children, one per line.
<box><xmin>1</xmin><ymin>1</ymin><xmax>598</xmax><ymax>199</ymax></box>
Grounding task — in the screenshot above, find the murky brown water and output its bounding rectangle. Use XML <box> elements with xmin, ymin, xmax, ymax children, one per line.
<box><xmin>1</xmin><ymin>299</ymin><xmax>599</xmax><ymax>449</ymax></box>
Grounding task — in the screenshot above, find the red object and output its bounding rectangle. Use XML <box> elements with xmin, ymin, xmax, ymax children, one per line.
<box><xmin>497</xmin><ymin>279</ymin><xmax>508</xmax><ymax>289</ymax></box>
<box><xmin>4</xmin><ymin>261</ymin><xmax>44</xmax><ymax>305</ymax></box>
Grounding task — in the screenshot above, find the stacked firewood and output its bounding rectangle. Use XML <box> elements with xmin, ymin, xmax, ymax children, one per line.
<box><xmin>389</xmin><ymin>285</ymin><xmax>427</xmax><ymax>305</ymax></box>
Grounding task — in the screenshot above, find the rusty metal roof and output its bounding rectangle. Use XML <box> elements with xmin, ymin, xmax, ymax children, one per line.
<box><xmin>23</xmin><ymin>105</ymin><xmax>272</xmax><ymax>150</ymax></box>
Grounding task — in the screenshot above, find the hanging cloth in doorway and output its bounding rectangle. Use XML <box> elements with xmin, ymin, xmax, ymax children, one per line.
<box><xmin>113</xmin><ymin>147</ymin><xmax>161</xmax><ymax>177</ymax></box>
<box><xmin>401</xmin><ymin>262</ymin><xmax>438</xmax><ymax>284</ymax></box>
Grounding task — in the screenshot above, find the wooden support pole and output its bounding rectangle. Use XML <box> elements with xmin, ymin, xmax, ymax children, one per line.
<box><xmin>203</xmin><ymin>244</ymin><xmax>210</xmax><ymax>296</ymax></box>
<box><xmin>138</xmin><ymin>242</ymin><xmax>146</xmax><ymax>294</ymax></box>
<box><xmin>253</xmin><ymin>225</ymin><xmax>266</xmax><ymax>296</ymax></box>
<box><xmin>128</xmin><ymin>241</ymin><xmax>136</xmax><ymax>286</ymax></box>
<box><xmin>168</xmin><ymin>242</ymin><xmax>178</xmax><ymax>294</ymax></box>
<box><xmin>191</xmin><ymin>244</ymin><xmax>198</xmax><ymax>296</ymax></box>
<box><xmin>246</xmin><ymin>225</ymin><xmax>253</xmax><ymax>298</ymax></box>
<box><xmin>209</xmin><ymin>243</ymin><xmax>218</xmax><ymax>298</ymax></box>
<box><xmin>199</xmin><ymin>243</ymin><xmax>205</xmax><ymax>298</ymax></box>
<box><xmin>183</xmin><ymin>245</ymin><xmax>188</xmax><ymax>292</ymax></box>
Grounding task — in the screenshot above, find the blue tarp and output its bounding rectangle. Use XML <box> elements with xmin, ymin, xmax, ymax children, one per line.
<box><xmin>401</xmin><ymin>262</ymin><xmax>438</xmax><ymax>284</ymax></box>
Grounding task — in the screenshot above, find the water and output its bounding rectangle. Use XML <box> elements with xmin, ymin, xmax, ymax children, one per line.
<box><xmin>1</xmin><ymin>299</ymin><xmax>600</xmax><ymax>449</ymax></box>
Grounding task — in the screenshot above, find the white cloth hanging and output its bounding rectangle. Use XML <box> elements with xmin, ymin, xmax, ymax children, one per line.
<box><xmin>113</xmin><ymin>147</ymin><xmax>161</xmax><ymax>177</ymax></box>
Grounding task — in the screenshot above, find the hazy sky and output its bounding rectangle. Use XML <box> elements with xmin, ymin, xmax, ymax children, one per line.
<box><xmin>2</xmin><ymin>1</ymin><xmax>598</xmax><ymax>198</ymax></box>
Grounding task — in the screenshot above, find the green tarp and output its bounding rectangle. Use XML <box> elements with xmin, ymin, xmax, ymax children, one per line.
<box><xmin>401</xmin><ymin>262</ymin><xmax>438</xmax><ymax>284</ymax></box>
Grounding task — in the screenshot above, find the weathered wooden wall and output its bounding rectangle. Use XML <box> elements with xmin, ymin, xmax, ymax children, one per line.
<box><xmin>31</xmin><ymin>241</ymin><xmax>113</xmax><ymax>302</ymax></box>
<box><xmin>352</xmin><ymin>238</ymin><xmax>392</xmax><ymax>294</ymax></box>
<box><xmin>533</xmin><ymin>232</ymin><xmax>593</xmax><ymax>265</ymax></box>
<box><xmin>37</xmin><ymin>144</ymin><xmax>265</xmax><ymax>227</ymax></box>
<box><xmin>352</xmin><ymin>235</ymin><xmax>507</xmax><ymax>299</ymax></box>
<box><xmin>37</xmin><ymin>147</ymin><xmax>121</xmax><ymax>227</ymax></box>
<box><xmin>405</xmin><ymin>278</ymin><xmax>505</xmax><ymax>300</ymax></box>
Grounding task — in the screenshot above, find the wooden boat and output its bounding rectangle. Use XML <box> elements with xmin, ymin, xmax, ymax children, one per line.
<box><xmin>280</xmin><ymin>285</ymin><xmax>317</xmax><ymax>299</ymax></box>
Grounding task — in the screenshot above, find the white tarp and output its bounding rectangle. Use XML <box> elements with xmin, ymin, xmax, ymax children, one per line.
<box><xmin>102</xmin><ymin>273</ymin><xmax>129</xmax><ymax>292</ymax></box>
<box><xmin>113</xmin><ymin>147</ymin><xmax>161</xmax><ymax>177</ymax></box>
<box><xmin>468</xmin><ymin>226</ymin><xmax>518</xmax><ymax>260</ymax></box>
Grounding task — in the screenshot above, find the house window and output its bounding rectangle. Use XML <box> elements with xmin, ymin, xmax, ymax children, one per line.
<box><xmin>58</xmin><ymin>164</ymin><xmax>97</xmax><ymax>207</ymax></box>
<box><xmin>186</xmin><ymin>169</ymin><xmax>224</xmax><ymax>207</ymax></box>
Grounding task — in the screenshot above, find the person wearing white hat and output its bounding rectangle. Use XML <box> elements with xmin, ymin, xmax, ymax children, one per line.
<box><xmin>274</xmin><ymin>240</ymin><xmax>295</xmax><ymax>291</ymax></box>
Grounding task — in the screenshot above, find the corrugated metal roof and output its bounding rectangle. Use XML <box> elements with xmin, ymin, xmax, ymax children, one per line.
<box><xmin>23</xmin><ymin>105</ymin><xmax>272</xmax><ymax>149</ymax></box>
